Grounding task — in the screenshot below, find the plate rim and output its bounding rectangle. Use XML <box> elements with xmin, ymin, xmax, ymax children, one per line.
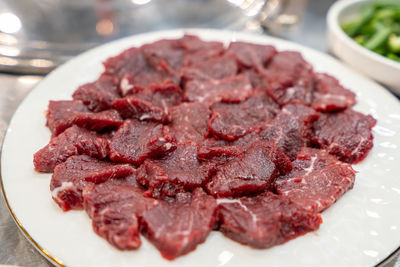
<box><xmin>1</xmin><ymin>27</ymin><xmax>399</xmax><ymax>267</ymax></box>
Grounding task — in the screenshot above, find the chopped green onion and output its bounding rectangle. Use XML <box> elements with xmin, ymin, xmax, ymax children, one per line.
<box><xmin>341</xmin><ymin>1</ymin><xmax>400</xmax><ymax>63</ymax></box>
<box><xmin>364</xmin><ymin>24</ymin><xmax>391</xmax><ymax>50</ymax></box>
<box><xmin>346</xmin><ymin>6</ymin><xmax>375</xmax><ymax>37</ymax></box>
<box><xmin>354</xmin><ymin>35</ymin><xmax>365</xmax><ymax>45</ymax></box>
<box><xmin>387</xmin><ymin>53</ymin><xmax>400</xmax><ymax>62</ymax></box>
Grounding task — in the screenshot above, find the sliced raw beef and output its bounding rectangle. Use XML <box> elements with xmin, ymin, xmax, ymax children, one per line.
<box><xmin>139</xmin><ymin>188</ymin><xmax>217</xmax><ymax>260</ymax></box>
<box><xmin>109</xmin><ymin>120</ymin><xmax>176</xmax><ymax>165</ymax></box>
<box><xmin>103</xmin><ymin>47</ymin><xmax>179</xmax><ymax>91</ymax></box>
<box><xmin>83</xmin><ymin>177</ymin><xmax>157</xmax><ymax>250</ymax></box>
<box><xmin>46</xmin><ymin>100</ymin><xmax>89</xmax><ymax>136</ymax></box>
<box><xmin>179</xmin><ymin>35</ymin><xmax>225</xmax><ymax>66</ymax></box>
<box><xmin>275</xmin><ymin>147</ymin><xmax>356</xmax><ymax>212</ymax></box>
<box><xmin>181</xmin><ymin>54</ymin><xmax>238</xmax><ymax>82</ymax></box>
<box><xmin>113</xmin><ymin>80</ymin><xmax>182</xmax><ymax>123</ymax></box>
<box><xmin>197</xmin><ymin>138</ymin><xmax>242</xmax><ymax>164</ymax></box>
<box><xmin>206</xmin><ymin>141</ymin><xmax>292</xmax><ymax>198</ymax></box>
<box><xmin>138</xmin><ymin>81</ymin><xmax>182</xmax><ymax>108</ymax></box>
<box><xmin>167</xmin><ymin>102</ymin><xmax>211</xmax><ymax>143</ymax></box>
<box><xmin>262</xmin><ymin>51</ymin><xmax>314</xmax><ymax>106</ymax></box>
<box><xmin>243</xmin><ymin>68</ymin><xmax>267</xmax><ymax>90</ymax></box>
<box><xmin>118</xmin><ymin>63</ymin><xmax>179</xmax><ymax>92</ymax></box>
<box><xmin>33</xmin><ymin>35</ymin><xmax>378</xmax><ymax>260</ymax></box>
<box><xmin>197</xmin><ymin>132</ymin><xmax>263</xmax><ymax>165</ymax></box>
<box><xmin>259</xmin><ymin>104</ymin><xmax>319</xmax><ymax>160</ymax></box>
<box><xmin>137</xmin><ymin>143</ymin><xmax>213</xmax><ymax>198</ymax></box>
<box><xmin>83</xmin><ymin>175</ymin><xmax>142</xmax><ymax>219</ymax></box>
<box><xmin>34</xmin><ymin>126</ymin><xmax>109</xmax><ymax>173</ymax></box>
<box><xmin>72</xmin><ymin>75</ymin><xmax>120</xmax><ymax>112</ymax></box>
<box><xmin>184</xmin><ymin>74</ymin><xmax>253</xmax><ymax>104</ymax></box>
<box><xmin>51</xmin><ymin>155</ymin><xmax>134</xmax><ymax>211</ymax></box>
<box><xmin>141</xmin><ymin>39</ymin><xmax>185</xmax><ymax>70</ymax></box>
<box><xmin>312</xmin><ymin>73</ymin><xmax>356</xmax><ymax>112</ymax></box>
<box><xmin>208</xmin><ymin>90</ymin><xmax>279</xmax><ymax>140</ymax></box>
<box><xmin>113</xmin><ymin>95</ymin><xmax>166</xmax><ymax>123</ymax></box>
<box><xmin>231</xmin><ymin>131</ymin><xmax>263</xmax><ymax>149</ymax></box>
<box><xmin>72</xmin><ymin>109</ymin><xmax>123</xmax><ymax>132</ymax></box>
<box><xmin>178</xmin><ymin>34</ymin><xmax>224</xmax><ymax>53</ymax></box>
<box><xmin>227</xmin><ymin>42</ymin><xmax>276</xmax><ymax>69</ymax></box>
<box><xmin>88</xmin><ymin>191</ymin><xmax>142</xmax><ymax>250</ymax></box>
<box><xmin>103</xmin><ymin>47</ymin><xmax>148</xmax><ymax>79</ymax></box>
<box><xmin>46</xmin><ymin>100</ymin><xmax>122</xmax><ymax>136</ymax></box>
<box><xmin>311</xmin><ymin>108</ymin><xmax>376</xmax><ymax>163</ymax></box>
<box><xmin>183</xmin><ymin>47</ymin><xmax>225</xmax><ymax>67</ymax></box>
<box><xmin>217</xmin><ymin>192</ymin><xmax>322</xmax><ymax>248</ymax></box>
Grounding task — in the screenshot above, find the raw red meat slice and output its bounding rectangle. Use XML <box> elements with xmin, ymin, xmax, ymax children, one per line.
<box><xmin>242</xmin><ymin>68</ymin><xmax>267</xmax><ymax>90</ymax></box>
<box><xmin>46</xmin><ymin>100</ymin><xmax>89</xmax><ymax>136</ymax></box>
<box><xmin>103</xmin><ymin>47</ymin><xmax>179</xmax><ymax>92</ymax></box>
<box><xmin>83</xmin><ymin>177</ymin><xmax>157</xmax><ymax>250</ymax></box>
<box><xmin>50</xmin><ymin>155</ymin><xmax>134</xmax><ymax>211</ymax></box>
<box><xmin>181</xmin><ymin>54</ymin><xmax>238</xmax><ymax>82</ymax></box>
<box><xmin>262</xmin><ymin>51</ymin><xmax>314</xmax><ymax>106</ymax></box>
<box><xmin>206</xmin><ymin>141</ymin><xmax>292</xmax><ymax>198</ymax></box>
<box><xmin>177</xmin><ymin>35</ymin><xmax>225</xmax><ymax>66</ymax></box>
<box><xmin>184</xmin><ymin>47</ymin><xmax>225</xmax><ymax>66</ymax></box>
<box><xmin>46</xmin><ymin>100</ymin><xmax>122</xmax><ymax>136</ymax></box>
<box><xmin>83</xmin><ymin>175</ymin><xmax>143</xmax><ymax>218</ymax></box>
<box><xmin>72</xmin><ymin>109</ymin><xmax>123</xmax><ymax>132</ymax></box>
<box><xmin>197</xmin><ymin>145</ymin><xmax>241</xmax><ymax>166</ymax></box>
<box><xmin>109</xmin><ymin>120</ymin><xmax>176</xmax><ymax>165</ymax></box>
<box><xmin>34</xmin><ymin>126</ymin><xmax>109</xmax><ymax>173</ymax></box>
<box><xmin>178</xmin><ymin>35</ymin><xmax>224</xmax><ymax>53</ymax></box>
<box><xmin>227</xmin><ymin>42</ymin><xmax>276</xmax><ymax>68</ymax></box>
<box><xmin>259</xmin><ymin>104</ymin><xmax>319</xmax><ymax>160</ymax></box>
<box><xmin>197</xmin><ymin>132</ymin><xmax>263</xmax><ymax>166</ymax></box>
<box><xmin>136</xmin><ymin>143</ymin><xmax>213</xmax><ymax>198</ymax></box>
<box><xmin>275</xmin><ymin>147</ymin><xmax>356</xmax><ymax>212</ymax></box>
<box><xmin>217</xmin><ymin>192</ymin><xmax>322</xmax><ymax>248</ymax></box>
<box><xmin>231</xmin><ymin>131</ymin><xmax>263</xmax><ymax>149</ymax></box>
<box><xmin>184</xmin><ymin>74</ymin><xmax>253</xmax><ymax>104</ymax></box>
<box><xmin>138</xmin><ymin>81</ymin><xmax>182</xmax><ymax>108</ymax></box>
<box><xmin>72</xmin><ymin>75</ymin><xmax>120</xmax><ymax>112</ymax></box>
<box><xmin>113</xmin><ymin>95</ymin><xmax>167</xmax><ymax>123</ymax></box>
<box><xmin>197</xmin><ymin>138</ymin><xmax>242</xmax><ymax>164</ymax></box>
<box><xmin>91</xmin><ymin>200</ymin><xmax>141</xmax><ymax>250</ymax></box>
<box><xmin>208</xmin><ymin>90</ymin><xmax>279</xmax><ymax>140</ymax></box>
<box><xmin>139</xmin><ymin>188</ymin><xmax>217</xmax><ymax>260</ymax></box>
<box><xmin>311</xmin><ymin>108</ymin><xmax>376</xmax><ymax>163</ymax></box>
<box><xmin>312</xmin><ymin>73</ymin><xmax>356</xmax><ymax>112</ymax></box>
<box><xmin>113</xmin><ymin>81</ymin><xmax>182</xmax><ymax>123</ymax></box>
<box><xmin>119</xmin><ymin>64</ymin><xmax>179</xmax><ymax>93</ymax></box>
<box><xmin>103</xmin><ymin>47</ymin><xmax>148</xmax><ymax>79</ymax></box>
<box><xmin>167</xmin><ymin>102</ymin><xmax>211</xmax><ymax>144</ymax></box>
<box><xmin>183</xmin><ymin>47</ymin><xmax>225</xmax><ymax>66</ymax></box>
<box><xmin>142</xmin><ymin>39</ymin><xmax>185</xmax><ymax>70</ymax></box>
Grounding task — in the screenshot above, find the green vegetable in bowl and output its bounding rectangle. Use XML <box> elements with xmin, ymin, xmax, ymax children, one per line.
<box><xmin>341</xmin><ymin>0</ymin><xmax>400</xmax><ymax>62</ymax></box>
<box><xmin>389</xmin><ymin>34</ymin><xmax>400</xmax><ymax>52</ymax></box>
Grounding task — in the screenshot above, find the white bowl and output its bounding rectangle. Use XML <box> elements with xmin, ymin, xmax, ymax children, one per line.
<box><xmin>327</xmin><ymin>0</ymin><xmax>400</xmax><ymax>95</ymax></box>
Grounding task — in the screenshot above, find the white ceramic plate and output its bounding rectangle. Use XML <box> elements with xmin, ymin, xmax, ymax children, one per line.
<box><xmin>2</xmin><ymin>29</ymin><xmax>400</xmax><ymax>267</ymax></box>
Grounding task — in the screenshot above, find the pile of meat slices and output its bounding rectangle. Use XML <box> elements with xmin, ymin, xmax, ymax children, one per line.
<box><xmin>33</xmin><ymin>35</ymin><xmax>376</xmax><ymax>260</ymax></box>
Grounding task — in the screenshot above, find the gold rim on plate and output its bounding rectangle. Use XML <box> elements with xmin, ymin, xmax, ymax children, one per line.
<box><xmin>0</xmin><ymin>168</ymin><xmax>65</xmax><ymax>267</ymax></box>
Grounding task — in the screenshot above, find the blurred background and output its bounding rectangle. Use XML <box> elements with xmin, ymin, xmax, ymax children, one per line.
<box><xmin>0</xmin><ymin>0</ymin><xmax>314</xmax><ymax>73</ymax></box>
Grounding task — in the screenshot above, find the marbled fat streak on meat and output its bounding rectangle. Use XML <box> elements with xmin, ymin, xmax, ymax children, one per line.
<box><xmin>275</xmin><ymin>148</ymin><xmax>356</xmax><ymax>212</ymax></box>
